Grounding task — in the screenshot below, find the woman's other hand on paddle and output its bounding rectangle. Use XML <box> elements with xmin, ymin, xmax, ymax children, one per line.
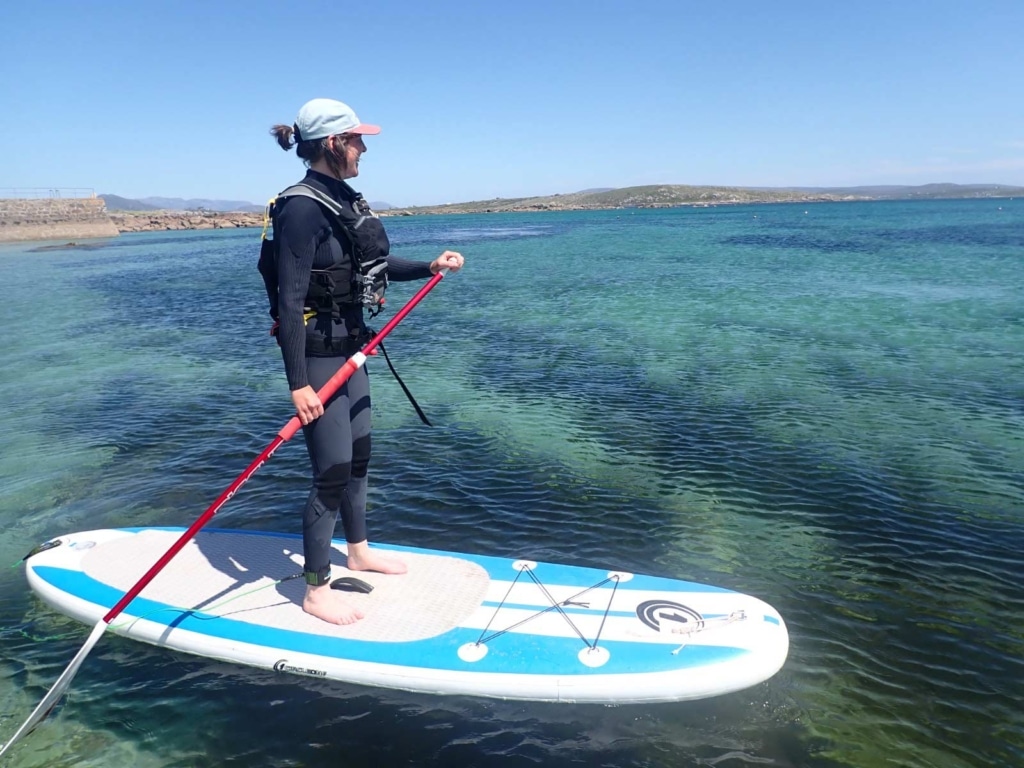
<box><xmin>430</xmin><ymin>250</ymin><xmax>464</xmax><ymax>274</ymax></box>
<box><xmin>292</xmin><ymin>386</ymin><xmax>324</xmax><ymax>425</ymax></box>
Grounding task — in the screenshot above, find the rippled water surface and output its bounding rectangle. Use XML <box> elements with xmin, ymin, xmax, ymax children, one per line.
<box><xmin>1</xmin><ymin>199</ymin><xmax>1022</xmax><ymax>767</ymax></box>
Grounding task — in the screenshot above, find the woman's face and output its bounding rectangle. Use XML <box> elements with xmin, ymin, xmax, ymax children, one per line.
<box><xmin>332</xmin><ymin>134</ymin><xmax>367</xmax><ymax>179</ymax></box>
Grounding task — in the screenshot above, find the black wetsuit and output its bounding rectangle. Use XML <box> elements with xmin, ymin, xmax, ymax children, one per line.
<box><xmin>273</xmin><ymin>170</ymin><xmax>432</xmax><ymax>586</ymax></box>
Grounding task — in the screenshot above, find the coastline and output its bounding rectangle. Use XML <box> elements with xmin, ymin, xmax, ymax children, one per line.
<box><xmin>4</xmin><ymin>191</ymin><xmax>1017</xmax><ymax>243</ymax></box>
<box><xmin>4</xmin><ymin>182</ymin><xmax>1019</xmax><ymax>242</ymax></box>
<box><xmin>107</xmin><ymin>192</ymin><xmax>1018</xmax><ymax>234</ymax></box>
<box><xmin>101</xmin><ymin>199</ymin><xmax>831</xmax><ymax>235</ymax></box>
<box><xmin>109</xmin><ymin>209</ymin><xmax>266</xmax><ymax>233</ymax></box>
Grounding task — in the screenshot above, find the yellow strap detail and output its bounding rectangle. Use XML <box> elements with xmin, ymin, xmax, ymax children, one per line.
<box><xmin>303</xmin><ymin>311</ymin><xmax>316</xmax><ymax>326</ymax></box>
<box><xmin>260</xmin><ymin>198</ymin><xmax>275</xmax><ymax>240</ymax></box>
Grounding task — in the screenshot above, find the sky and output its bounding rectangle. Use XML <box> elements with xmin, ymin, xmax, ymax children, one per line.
<box><xmin>2</xmin><ymin>0</ymin><xmax>1023</xmax><ymax>207</ymax></box>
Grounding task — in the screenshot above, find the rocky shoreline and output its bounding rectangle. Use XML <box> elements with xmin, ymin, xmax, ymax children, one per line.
<box><xmin>109</xmin><ymin>210</ymin><xmax>266</xmax><ymax>233</ymax></box>
<box><xmin>104</xmin><ymin>199</ymin><xmax>808</xmax><ymax>232</ymax></box>
<box><xmin>91</xmin><ymin>181</ymin><xmax>1024</xmax><ymax>235</ymax></box>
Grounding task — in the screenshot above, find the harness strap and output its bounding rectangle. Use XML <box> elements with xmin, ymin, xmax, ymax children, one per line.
<box><xmin>375</xmin><ymin>338</ymin><xmax>432</xmax><ymax>427</ymax></box>
<box><xmin>260</xmin><ymin>197</ymin><xmax>274</xmax><ymax>240</ymax></box>
<box><xmin>276</xmin><ymin>184</ymin><xmax>374</xmax><ymax>244</ymax></box>
<box><xmin>276</xmin><ymin>183</ymin><xmax>347</xmax><ymax>217</ymax></box>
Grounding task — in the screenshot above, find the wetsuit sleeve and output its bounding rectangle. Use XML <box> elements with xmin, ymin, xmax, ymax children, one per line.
<box><xmin>386</xmin><ymin>254</ymin><xmax>433</xmax><ymax>282</ymax></box>
<box><xmin>275</xmin><ymin>197</ymin><xmax>332</xmax><ymax>391</ymax></box>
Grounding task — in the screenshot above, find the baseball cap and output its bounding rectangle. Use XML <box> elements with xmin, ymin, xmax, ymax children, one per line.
<box><xmin>293</xmin><ymin>98</ymin><xmax>381</xmax><ymax>141</ymax></box>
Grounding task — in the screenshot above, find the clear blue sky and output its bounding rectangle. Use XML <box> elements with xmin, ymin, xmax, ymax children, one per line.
<box><xmin>2</xmin><ymin>0</ymin><xmax>1022</xmax><ymax>206</ymax></box>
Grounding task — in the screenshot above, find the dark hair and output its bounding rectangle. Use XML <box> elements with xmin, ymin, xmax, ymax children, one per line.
<box><xmin>270</xmin><ymin>124</ymin><xmax>346</xmax><ymax>176</ymax></box>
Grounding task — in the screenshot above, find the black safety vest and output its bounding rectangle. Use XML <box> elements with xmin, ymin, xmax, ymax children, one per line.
<box><xmin>258</xmin><ymin>182</ymin><xmax>389</xmax><ymax>321</ymax></box>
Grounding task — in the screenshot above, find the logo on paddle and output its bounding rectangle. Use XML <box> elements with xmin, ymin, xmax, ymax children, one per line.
<box><xmin>635</xmin><ymin>600</ymin><xmax>704</xmax><ymax>634</ymax></box>
<box><xmin>274</xmin><ymin>659</ymin><xmax>327</xmax><ymax>677</ymax></box>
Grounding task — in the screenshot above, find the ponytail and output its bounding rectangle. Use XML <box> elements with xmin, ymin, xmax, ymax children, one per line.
<box><xmin>270</xmin><ymin>124</ymin><xmax>296</xmax><ymax>151</ymax></box>
<box><xmin>270</xmin><ymin>123</ymin><xmax>332</xmax><ymax>166</ymax></box>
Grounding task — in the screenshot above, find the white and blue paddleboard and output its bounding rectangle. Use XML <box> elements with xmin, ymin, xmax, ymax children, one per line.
<box><xmin>23</xmin><ymin>527</ymin><xmax>788</xmax><ymax>703</ymax></box>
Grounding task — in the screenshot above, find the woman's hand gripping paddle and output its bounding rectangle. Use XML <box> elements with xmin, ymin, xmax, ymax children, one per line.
<box><xmin>0</xmin><ymin>270</ymin><xmax>448</xmax><ymax>758</ymax></box>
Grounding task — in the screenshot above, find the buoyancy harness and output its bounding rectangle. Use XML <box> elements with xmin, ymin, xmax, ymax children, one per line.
<box><xmin>257</xmin><ymin>181</ymin><xmax>389</xmax><ymax>324</ymax></box>
<box><xmin>257</xmin><ymin>183</ymin><xmax>432</xmax><ymax>427</ymax></box>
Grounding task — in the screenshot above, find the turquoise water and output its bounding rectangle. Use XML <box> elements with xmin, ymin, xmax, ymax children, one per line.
<box><xmin>0</xmin><ymin>199</ymin><xmax>1021</xmax><ymax>767</ymax></box>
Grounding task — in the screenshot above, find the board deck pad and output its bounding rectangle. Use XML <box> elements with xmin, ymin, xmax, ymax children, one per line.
<box><xmin>83</xmin><ymin>529</ymin><xmax>490</xmax><ymax>643</ymax></box>
<box><xmin>24</xmin><ymin>527</ymin><xmax>789</xmax><ymax>703</ymax></box>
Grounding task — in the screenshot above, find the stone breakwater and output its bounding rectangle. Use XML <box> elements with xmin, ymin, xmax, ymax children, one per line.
<box><xmin>0</xmin><ymin>198</ymin><xmax>266</xmax><ymax>243</ymax></box>
<box><xmin>0</xmin><ymin>197</ymin><xmax>120</xmax><ymax>242</ymax></box>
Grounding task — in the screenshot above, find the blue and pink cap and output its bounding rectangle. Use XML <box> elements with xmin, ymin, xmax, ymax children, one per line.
<box><xmin>293</xmin><ymin>98</ymin><xmax>380</xmax><ymax>141</ymax></box>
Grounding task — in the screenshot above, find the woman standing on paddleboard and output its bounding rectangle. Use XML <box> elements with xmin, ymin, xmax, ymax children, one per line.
<box><xmin>266</xmin><ymin>98</ymin><xmax>464</xmax><ymax>625</ymax></box>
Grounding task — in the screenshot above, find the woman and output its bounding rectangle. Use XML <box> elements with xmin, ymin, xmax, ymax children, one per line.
<box><xmin>269</xmin><ymin>98</ymin><xmax>464</xmax><ymax>625</ymax></box>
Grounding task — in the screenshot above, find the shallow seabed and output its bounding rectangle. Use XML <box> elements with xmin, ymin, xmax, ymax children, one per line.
<box><xmin>1</xmin><ymin>199</ymin><xmax>1022</xmax><ymax>767</ymax></box>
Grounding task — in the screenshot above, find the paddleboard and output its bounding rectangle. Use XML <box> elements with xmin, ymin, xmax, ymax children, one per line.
<box><xmin>22</xmin><ymin>527</ymin><xmax>788</xmax><ymax>703</ymax></box>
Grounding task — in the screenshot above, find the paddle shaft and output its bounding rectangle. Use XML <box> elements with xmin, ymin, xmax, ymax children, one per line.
<box><xmin>102</xmin><ymin>269</ymin><xmax>446</xmax><ymax>623</ymax></box>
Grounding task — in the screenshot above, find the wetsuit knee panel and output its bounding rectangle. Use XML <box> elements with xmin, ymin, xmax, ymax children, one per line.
<box><xmin>315</xmin><ymin>461</ymin><xmax>352</xmax><ymax>508</ymax></box>
<box><xmin>352</xmin><ymin>434</ymin><xmax>371</xmax><ymax>478</ymax></box>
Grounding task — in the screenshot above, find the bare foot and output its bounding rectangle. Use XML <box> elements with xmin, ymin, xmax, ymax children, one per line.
<box><xmin>302</xmin><ymin>583</ymin><xmax>364</xmax><ymax>625</ymax></box>
<box><xmin>346</xmin><ymin>541</ymin><xmax>408</xmax><ymax>575</ymax></box>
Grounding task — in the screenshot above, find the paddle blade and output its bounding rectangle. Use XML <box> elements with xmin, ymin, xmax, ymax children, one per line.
<box><xmin>0</xmin><ymin>621</ymin><xmax>107</xmax><ymax>758</ymax></box>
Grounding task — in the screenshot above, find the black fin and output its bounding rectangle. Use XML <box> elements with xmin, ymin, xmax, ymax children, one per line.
<box><xmin>330</xmin><ymin>576</ymin><xmax>374</xmax><ymax>594</ymax></box>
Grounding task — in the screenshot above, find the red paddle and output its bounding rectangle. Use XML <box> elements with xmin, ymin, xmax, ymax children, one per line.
<box><xmin>0</xmin><ymin>269</ymin><xmax>448</xmax><ymax>757</ymax></box>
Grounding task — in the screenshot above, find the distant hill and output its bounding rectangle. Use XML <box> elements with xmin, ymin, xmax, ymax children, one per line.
<box><xmin>102</xmin><ymin>193</ymin><xmax>393</xmax><ymax>213</ymax></box>
<box><xmin>387</xmin><ymin>183</ymin><xmax>1024</xmax><ymax>215</ymax></box>
<box><xmin>99</xmin><ymin>194</ymin><xmax>160</xmax><ymax>211</ymax></box>
<box><xmin>789</xmin><ymin>183</ymin><xmax>1024</xmax><ymax>199</ymax></box>
<box><xmin>138</xmin><ymin>196</ymin><xmax>264</xmax><ymax>213</ymax></box>
<box><xmin>101</xmin><ymin>194</ymin><xmax>261</xmax><ymax>212</ymax></box>
<box><xmin>104</xmin><ymin>183</ymin><xmax>1023</xmax><ymax>218</ymax></box>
